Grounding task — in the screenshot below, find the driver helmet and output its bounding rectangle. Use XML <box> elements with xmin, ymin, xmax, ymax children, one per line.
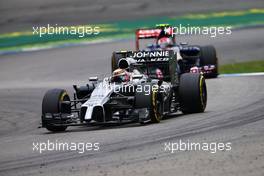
<box><xmin>112</xmin><ymin>68</ymin><xmax>130</xmax><ymax>83</ymax></box>
<box><xmin>157</xmin><ymin>37</ymin><xmax>173</xmax><ymax>49</ymax></box>
<box><xmin>155</xmin><ymin>68</ymin><xmax>164</xmax><ymax>80</ymax></box>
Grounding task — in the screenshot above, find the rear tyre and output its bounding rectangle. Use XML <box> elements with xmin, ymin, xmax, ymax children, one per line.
<box><xmin>200</xmin><ymin>45</ymin><xmax>218</xmax><ymax>78</ymax></box>
<box><xmin>111</xmin><ymin>52</ymin><xmax>123</xmax><ymax>72</ymax></box>
<box><xmin>179</xmin><ymin>73</ymin><xmax>207</xmax><ymax>113</ymax></box>
<box><xmin>42</xmin><ymin>89</ymin><xmax>71</xmax><ymax>132</ymax></box>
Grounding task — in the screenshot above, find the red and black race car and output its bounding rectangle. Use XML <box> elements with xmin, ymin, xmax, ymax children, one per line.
<box><xmin>134</xmin><ymin>24</ymin><xmax>219</xmax><ymax>78</ymax></box>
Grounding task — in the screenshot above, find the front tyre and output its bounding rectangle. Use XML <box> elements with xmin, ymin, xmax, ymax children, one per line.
<box><xmin>42</xmin><ymin>89</ymin><xmax>71</xmax><ymax>132</ymax></box>
<box><xmin>135</xmin><ymin>84</ymin><xmax>163</xmax><ymax>123</ymax></box>
<box><xmin>179</xmin><ymin>73</ymin><xmax>207</xmax><ymax>113</ymax></box>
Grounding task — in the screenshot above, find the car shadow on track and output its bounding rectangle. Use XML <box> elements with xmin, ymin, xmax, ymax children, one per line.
<box><xmin>40</xmin><ymin>113</ymin><xmax>186</xmax><ymax>134</ymax></box>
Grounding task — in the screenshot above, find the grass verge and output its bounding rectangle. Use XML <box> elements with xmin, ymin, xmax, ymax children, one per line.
<box><xmin>220</xmin><ymin>60</ymin><xmax>264</xmax><ymax>74</ymax></box>
<box><xmin>1</xmin><ymin>8</ymin><xmax>264</xmax><ymax>53</ymax></box>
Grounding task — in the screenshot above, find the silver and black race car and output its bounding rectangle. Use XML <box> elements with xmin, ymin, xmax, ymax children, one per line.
<box><xmin>41</xmin><ymin>50</ymin><xmax>207</xmax><ymax>132</ymax></box>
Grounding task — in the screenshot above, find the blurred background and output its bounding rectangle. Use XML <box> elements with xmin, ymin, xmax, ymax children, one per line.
<box><xmin>1</xmin><ymin>0</ymin><xmax>264</xmax><ymax>32</ymax></box>
<box><xmin>0</xmin><ymin>0</ymin><xmax>264</xmax><ymax>56</ymax></box>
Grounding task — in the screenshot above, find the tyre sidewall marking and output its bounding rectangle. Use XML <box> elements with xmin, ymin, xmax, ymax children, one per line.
<box><xmin>152</xmin><ymin>88</ymin><xmax>160</xmax><ymax>122</ymax></box>
<box><xmin>60</xmin><ymin>91</ymin><xmax>67</xmax><ymax>101</ymax></box>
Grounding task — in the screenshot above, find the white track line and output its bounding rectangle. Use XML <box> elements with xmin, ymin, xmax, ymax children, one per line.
<box><xmin>219</xmin><ymin>72</ymin><xmax>264</xmax><ymax>77</ymax></box>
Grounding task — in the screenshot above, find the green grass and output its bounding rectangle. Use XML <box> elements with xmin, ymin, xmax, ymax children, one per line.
<box><xmin>220</xmin><ymin>60</ymin><xmax>264</xmax><ymax>74</ymax></box>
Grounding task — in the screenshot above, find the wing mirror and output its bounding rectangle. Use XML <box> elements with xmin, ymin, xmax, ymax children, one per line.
<box><xmin>89</xmin><ymin>77</ymin><xmax>98</xmax><ymax>82</ymax></box>
<box><xmin>132</xmin><ymin>75</ymin><xmax>143</xmax><ymax>79</ymax></box>
<box><xmin>180</xmin><ymin>46</ymin><xmax>200</xmax><ymax>57</ymax></box>
<box><xmin>180</xmin><ymin>42</ymin><xmax>188</xmax><ymax>45</ymax></box>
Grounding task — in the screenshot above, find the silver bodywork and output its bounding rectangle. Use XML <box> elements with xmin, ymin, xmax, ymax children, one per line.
<box><xmin>81</xmin><ymin>78</ymin><xmax>113</xmax><ymax>120</ymax></box>
<box><xmin>81</xmin><ymin>74</ymin><xmax>171</xmax><ymax>121</ymax></box>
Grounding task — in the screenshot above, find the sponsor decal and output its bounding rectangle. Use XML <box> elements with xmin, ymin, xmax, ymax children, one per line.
<box><xmin>136</xmin><ymin>57</ymin><xmax>170</xmax><ymax>62</ymax></box>
<box><xmin>132</xmin><ymin>51</ymin><xmax>169</xmax><ymax>58</ymax></box>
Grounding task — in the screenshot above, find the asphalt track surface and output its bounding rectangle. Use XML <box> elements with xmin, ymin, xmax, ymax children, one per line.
<box><xmin>1</xmin><ymin>1</ymin><xmax>264</xmax><ymax>175</ymax></box>
<box><xmin>0</xmin><ymin>26</ymin><xmax>264</xmax><ymax>175</ymax></box>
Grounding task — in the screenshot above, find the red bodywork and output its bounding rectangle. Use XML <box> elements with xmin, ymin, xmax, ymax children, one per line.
<box><xmin>135</xmin><ymin>27</ymin><xmax>175</xmax><ymax>50</ymax></box>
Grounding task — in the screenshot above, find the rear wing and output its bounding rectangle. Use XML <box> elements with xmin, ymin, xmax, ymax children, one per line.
<box><xmin>113</xmin><ymin>50</ymin><xmax>176</xmax><ymax>63</ymax></box>
<box><xmin>135</xmin><ymin>27</ymin><xmax>175</xmax><ymax>50</ymax></box>
<box><xmin>130</xmin><ymin>50</ymin><xmax>178</xmax><ymax>84</ymax></box>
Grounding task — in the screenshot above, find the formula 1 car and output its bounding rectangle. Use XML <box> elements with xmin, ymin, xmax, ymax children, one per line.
<box><xmin>41</xmin><ymin>50</ymin><xmax>207</xmax><ymax>132</ymax></box>
<box><xmin>134</xmin><ymin>24</ymin><xmax>219</xmax><ymax>78</ymax></box>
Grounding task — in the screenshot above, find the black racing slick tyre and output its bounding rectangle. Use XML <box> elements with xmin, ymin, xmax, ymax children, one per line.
<box><xmin>200</xmin><ymin>45</ymin><xmax>218</xmax><ymax>78</ymax></box>
<box><xmin>149</xmin><ymin>88</ymin><xmax>163</xmax><ymax>123</ymax></box>
<box><xmin>179</xmin><ymin>73</ymin><xmax>207</xmax><ymax>114</ymax></box>
<box><xmin>111</xmin><ymin>52</ymin><xmax>123</xmax><ymax>72</ymax></box>
<box><xmin>42</xmin><ymin>89</ymin><xmax>71</xmax><ymax>132</ymax></box>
